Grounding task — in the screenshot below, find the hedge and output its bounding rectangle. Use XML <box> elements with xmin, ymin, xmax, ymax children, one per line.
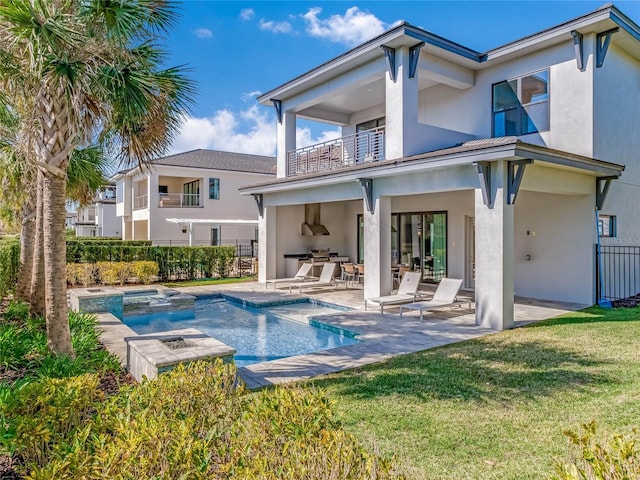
<box><xmin>0</xmin><ymin>240</ymin><xmax>19</xmax><ymax>297</ymax></box>
<box><xmin>0</xmin><ymin>241</ymin><xmax>243</xmax><ymax>296</ymax></box>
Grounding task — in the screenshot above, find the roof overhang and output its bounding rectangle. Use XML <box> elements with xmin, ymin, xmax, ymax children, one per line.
<box><xmin>240</xmin><ymin>138</ymin><xmax>625</xmax><ymax>195</ymax></box>
<box><xmin>259</xmin><ymin>4</ymin><xmax>640</xmax><ymax>104</ymax></box>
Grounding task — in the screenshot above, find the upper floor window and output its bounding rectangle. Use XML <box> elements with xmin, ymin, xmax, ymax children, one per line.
<box><xmin>598</xmin><ymin>215</ymin><xmax>617</xmax><ymax>238</ymax></box>
<box><xmin>209</xmin><ymin>178</ymin><xmax>220</xmax><ymax>200</ymax></box>
<box><xmin>492</xmin><ymin>69</ymin><xmax>549</xmax><ymax>137</ymax></box>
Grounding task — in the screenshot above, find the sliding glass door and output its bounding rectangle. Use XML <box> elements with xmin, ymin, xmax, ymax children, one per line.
<box><xmin>357</xmin><ymin>211</ymin><xmax>447</xmax><ymax>282</ymax></box>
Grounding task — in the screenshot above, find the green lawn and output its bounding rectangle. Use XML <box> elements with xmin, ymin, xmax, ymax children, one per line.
<box><xmin>311</xmin><ymin>307</ymin><xmax>640</xmax><ymax>480</ymax></box>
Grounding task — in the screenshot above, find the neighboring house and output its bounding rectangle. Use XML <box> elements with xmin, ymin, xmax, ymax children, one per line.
<box><xmin>74</xmin><ymin>185</ymin><xmax>119</xmax><ymax>237</ymax></box>
<box><xmin>65</xmin><ymin>210</ymin><xmax>77</xmax><ymax>230</ymax></box>
<box><xmin>242</xmin><ymin>4</ymin><xmax>640</xmax><ymax>330</ymax></box>
<box><xmin>113</xmin><ymin>149</ymin><xmax>276</xmax><ymax>246</ymax></box>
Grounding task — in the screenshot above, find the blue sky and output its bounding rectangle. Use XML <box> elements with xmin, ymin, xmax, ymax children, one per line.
<box><xmin>166</xmin><ymin>1</ymin><xmax>640</xmax><ymax>156</ymax></box>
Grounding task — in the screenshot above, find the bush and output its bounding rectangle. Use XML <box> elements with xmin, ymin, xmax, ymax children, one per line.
<box><xmin>130</xmin><ymin>260</ymin><xmax>159</xmax><ymax>284</ymax></box>
<box><xmin>3</xmin><ymin>361</ymin><xmax>404</xmax><ymax>479</ymax></box>
<box><xmin>0</xmin><ymin>240</ymin><xmax>19</xmax><ymax>297</ymax></box>
<box><xmin>553</xmin><ymin>421</ymin><xmax>640</xmax><ymax>479</ymax></box>
<box><xmin>95</xmin><ymin>261</ymin><xmax>131</xmax><ymax>285</ymax></box>
<box><xmin>65</xmin><ymin>263</ymin><xmax>95</xmax><ymax>287</ymax></box>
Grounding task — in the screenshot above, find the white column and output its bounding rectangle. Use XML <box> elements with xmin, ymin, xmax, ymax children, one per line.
<box><xmin>385</xmin><ymin>46</ymin><xmax>419</xmax><ymax>160</ymax></box>
<box><xmin>276</xmin><ymin>111</ymin><xmax>296</xmax><ymax>178</ymax></box>
<box><xmin>363</xmin><ymin>196</ymin><xmax>392</xmax><ymax>299</ymax></box>
<box><xmin>258</xmin><ymin>205</ymin><xmax>277</xmax><ymax>283</ymax></box>
<box><xmin>474</xmin><ymin>160</ymin><xmax>514</xmax><ymax>330</ymax></box>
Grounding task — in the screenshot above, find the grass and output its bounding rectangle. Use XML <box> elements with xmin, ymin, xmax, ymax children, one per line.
<box><xmin>162</xmin><ymin>276</ymin><xmax>255</xmax><ymax>287</ymax></box>
<box><xmin>312</xmin><ymin>306</ymin><xmax>640</xmax><ymax>480</ymax></box>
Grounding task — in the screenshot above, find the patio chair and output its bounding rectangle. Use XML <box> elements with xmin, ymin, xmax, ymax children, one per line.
<box><xmin>364</xmin><ymin>271</ymin><xmax>422</xmax><ymax>313</ymax></box>
<box><xmin>289</xmin><ymin>262</ymin><xmax>338</xmax><ymax>294</ymax></box>
<box><xmin>340</xmin><ymin>263</ymin><xmax>356</xmax><ymax>287</ymax></box>
<box><xmin>398</xmin><ymin>278</ymin><xmax>469</xmax><ymax>321</ymax></box>
<box><xmin>265</xmin><ymin>263</ymin><xmax>313</xmax><ymax>290</ymax></box>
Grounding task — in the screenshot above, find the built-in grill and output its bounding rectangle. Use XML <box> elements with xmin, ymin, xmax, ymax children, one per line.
<box><xmin>309</xmin><ymin>249</ymin><xmax>330</xmax><ymax>265</ymax></box>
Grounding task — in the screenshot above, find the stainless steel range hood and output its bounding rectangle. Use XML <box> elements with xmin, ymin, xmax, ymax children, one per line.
<box><xmin>302</xmin><ymin>203</ymin><xmax>329</xmax><ymax>236</ymax></box>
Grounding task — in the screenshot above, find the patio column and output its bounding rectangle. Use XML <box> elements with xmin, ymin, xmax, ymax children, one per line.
<box><xmin>385</xmin><ymin>45</ymin><xmax>419</xmax><ymax>160</ymax></box>
<box><xmin>276</xmin><ymin>111</ymin><xmax>296</xmax><ymax>178</ymax></box>
<box><xmin>474</xmin><ymin>160</ymin><xmax>514</xmax><ymax>330</ymax></box>
<box><xmin>258</xmin><ymin>205</ymin><xmax>277</xmax><ymax>283</ymax></box>
<box><xmin>363</xmin><ymin>195</ymin><xmax>392</xmax><ymax>300</ymax></box>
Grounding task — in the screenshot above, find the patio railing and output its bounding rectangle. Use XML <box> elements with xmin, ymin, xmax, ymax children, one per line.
<box><xmin>133</xmin><ymin>194</ymin><xmax>148</xmax><ymax>210</ymax></box>
<box><xmin>158</xmin><ymin>193</ymin><xmax>201</xmax><ymax>208</ymax></box>
<box><xmin>286</xmin><ymin>126</ymin><xmax>385</xmax><ymax>177</ymax></box>
<box><xmin>596</xmin><ymin>244</ymin><xmax>640</xmax><ymax>301</ymax></box>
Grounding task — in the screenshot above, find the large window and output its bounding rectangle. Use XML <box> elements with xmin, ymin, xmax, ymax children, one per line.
<box><xmin>182</xmin><ymin>180</ymin><xmax>199</xmax><ymax>206</ymax></box>
<box><xmin>492</xmin><ymin>69</ymin><xmax>549</xmax><ymax>137</ymax></box>
<box><xmin>357</xmin><ymin>211</ymin><xmax>447</xmax><ymax>283</ymax></box>
<box><xmin>209</xmin><ymin>178</ymin><xmax>220</xmax><ymax>200</ymax></box>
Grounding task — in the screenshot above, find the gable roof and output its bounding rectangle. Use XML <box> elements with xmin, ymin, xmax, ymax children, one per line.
<box><xmin>115</xmin><ymin>149</ymin><xmax>276</xmax><ymax>177</ymax></box>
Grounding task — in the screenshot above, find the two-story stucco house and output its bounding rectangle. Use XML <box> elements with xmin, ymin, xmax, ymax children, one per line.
<box><xmin>113</xmin><ymin>149</ymin><xmax>276</xmax><ymax>246</ymax></box>
<box><xmin>74</xmin><ymin>185</ymin><xmax>119</xmax><ymax>238</ymax></box>
<box><xmin>242</xmin><ymin>4</ymin><xmax>640</xmax><ymax>330</ymax></box>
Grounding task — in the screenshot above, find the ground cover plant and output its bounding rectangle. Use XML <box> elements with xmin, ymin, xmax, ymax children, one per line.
<box><xmin>0</xmin><ymin>302</ymin><xmax>403</xmax><ymax>479</ymax></box>
<box><xmin>314</xmin><ymin>306</ymin><xmax>640</xmax><ymax>480</ymax></box>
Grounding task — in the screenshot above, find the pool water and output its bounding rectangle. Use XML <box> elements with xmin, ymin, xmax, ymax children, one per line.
<box><xmin>123</xmin><ymin>297</ymin><xmax>358</xmax><ymax>367</ymax></box>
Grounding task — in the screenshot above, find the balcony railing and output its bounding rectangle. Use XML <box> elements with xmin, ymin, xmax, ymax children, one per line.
<box><xmin>287</xmin><ymin>126</ymin><xmax>385</xmax><ymax>177</ymax></box>
<box><xmin>158</xmin><ymin>193</ymin><xmax>201</xmax><ymax>208</ymax></box>
<box><xmin>133</xmin><ymin>194</ymin><xmax>148</xmax><ymax>210</ymax></box>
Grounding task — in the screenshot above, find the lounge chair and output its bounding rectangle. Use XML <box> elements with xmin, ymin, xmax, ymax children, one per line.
<box><xmin>266</xmin><ymin>263</ymin><xmax>313</xmax><ymax>290</ymax></box>
<box><xmin>288</xmin><ymin>262</ymin><xmax>338</xmax><ymax>294</ymax></box>
<box><xmin>399</xmin><ymin>278</ymin><xmax>469</xmax><ymax>321</ymax></box>
<box><xmin>364</xmin><ymin>271</ymin><xmax>422</xmax><ymax>313</ymax></box>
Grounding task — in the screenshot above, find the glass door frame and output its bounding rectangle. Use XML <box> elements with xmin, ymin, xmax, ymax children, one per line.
<box><xmin>356</xmin><ymin>210</ymin><xmax>448</xmax><ymax>283</ymax></box>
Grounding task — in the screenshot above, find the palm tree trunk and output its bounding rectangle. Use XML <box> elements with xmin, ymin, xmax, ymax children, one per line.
<box><xmin>42</xmin><ymin>171</ymin><xmax>73</xmax><ymax>356</ymax></box>
<box><xmin>16</xmin><ymin>197</ymin><xmax>36</xmax><ymax>302</ymax></box>
<box><xmin>30</xmin><ymin>171</ymin><xmax>45</xmax><ymax>316</ymax></box>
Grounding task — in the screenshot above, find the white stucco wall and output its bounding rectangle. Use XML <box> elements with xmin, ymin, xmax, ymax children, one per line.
<box><xmin>593</xmin><ymin>44</ymin><xmax>640</xmax><ymax>246</ymax></box>
<box><xmin>118</xmin><ymin>164</ymin><xmax>273</xmax><ymax>245</ymax></box>
<box><xmin>513</xmin><ymin>190</ymin><xmax>595</xmax><ymax>305</ymax></box>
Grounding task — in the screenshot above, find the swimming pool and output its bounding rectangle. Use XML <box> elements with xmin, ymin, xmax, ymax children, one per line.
<box><xmin>123</xmin><ymin>296</ymin><xmax>358</xmax><ymax>367</ymax></box>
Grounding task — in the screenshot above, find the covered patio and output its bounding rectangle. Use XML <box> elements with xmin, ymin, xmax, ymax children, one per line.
<box><xmin>243</xmin><ymin>137</ymin><xmax>624</xmax><ymax>332</ymax></box>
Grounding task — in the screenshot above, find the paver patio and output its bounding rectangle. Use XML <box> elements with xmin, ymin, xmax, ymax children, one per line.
<box><xmin>93</xmin><ymin>281</ymin><xmax>587</xmax><ymax>389</ymax></box>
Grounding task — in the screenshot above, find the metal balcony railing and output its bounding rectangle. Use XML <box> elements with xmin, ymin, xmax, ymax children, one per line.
<box><xmin>286</xmin><ymin>126</ymin><xmax>385</xmax><ymax>177</ymax></box>
<box><xmin>133</xmin><ymin>194</ymin><xmax>148</xmax><ymax>210</ymax></box>
<box><xmin>158</xmin><ymin>193</ymin><xmax>201</xmax><ymax>208</ymax></box>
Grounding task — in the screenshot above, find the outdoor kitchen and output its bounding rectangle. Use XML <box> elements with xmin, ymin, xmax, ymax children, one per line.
<box><xmin>283</xmin><ymin>249</ymin><xmax>350</xmax><ymax>277</ymax></box>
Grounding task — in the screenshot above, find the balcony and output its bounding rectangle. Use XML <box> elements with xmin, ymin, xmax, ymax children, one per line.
<box><xmin>287</xmin><ymin>127</ymin><xmax>385</xmax><ymax>177</ymax></box>
<box><xmin>158</xmin><ymin>193</ymin><xmax>201</xmax><ymax>208</ymax></box>
<box><xmin>133</xmin><ymin>194</ymin><xmax>148</xmax><ymax>210</ymax></box>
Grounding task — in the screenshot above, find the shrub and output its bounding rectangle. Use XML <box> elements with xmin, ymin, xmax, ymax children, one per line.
<box><xmin>553</xmin><ymin>421</ymin><xmax>640</xmax><ymax>480</ymax></box>
<box><xmin>0</xmin><ymin>240</ymin><xmax>19</xmax><ymax>297</ymax></box>
<box><xmin>130</xmin><ymin>260</ymin><xmax>159</xmax><ymax>284</ymax></box>
<box><xmin>96</xmin><ymin>261</ymin><xmax>131</xmax><ymax>285</ymax></box>
<box><xmin>5</xmin><ymin>361</ymin><xmax>404</xmax><ymax>480</ymax></box>
<box><xmin>65</xmin><ymin>263</ymin><xmax>95</xmax><ymax>287</ymax></box>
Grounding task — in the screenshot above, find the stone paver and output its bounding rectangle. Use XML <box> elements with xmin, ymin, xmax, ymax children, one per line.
<box><xmin>91</xmin><ymin>281</ymin><xmax>587</xmax><ymax>389</ymax></box>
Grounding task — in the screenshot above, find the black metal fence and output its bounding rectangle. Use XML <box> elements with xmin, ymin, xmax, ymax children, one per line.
<box><xmin>596</xmin><ymin>245</ymin><xmax>640</xmax><ymax>301</ymax></box>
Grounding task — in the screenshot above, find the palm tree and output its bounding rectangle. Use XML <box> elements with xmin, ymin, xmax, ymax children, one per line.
<box><xmin>0</xmin><ymin>0</ymin><xmax>193</xmax><ymax>355</ymax></box>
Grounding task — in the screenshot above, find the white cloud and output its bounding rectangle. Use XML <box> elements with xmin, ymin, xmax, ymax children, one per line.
<box><xmin>240</xmin><ymin>8</ymin><xmax>254</xmax><ymax>21</ymax></box>
<box><xmin>169</xmin><ymin>106</ymin><xmax>341</xmax><ymax>157</ymax></box>
<box><xmin>302</xmin><ymin>7</ymin><xmax>388</xmax><ymax>46</ymax></box>
<box><xmin>241</xmin><ymin>90</ymin><xmax>262</xmax><ymax>102</ymax></box>
<box><xmin>193</xmin><ymin>28</ymin><xmax>212</xmax><ymax>39</ymax></box>
<box><xmin>258</xmin><ymin>18</ymin><xmax>293</xmax><ymax>34</ymax></box>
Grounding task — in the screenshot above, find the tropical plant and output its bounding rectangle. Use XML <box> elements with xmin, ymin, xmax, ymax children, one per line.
<box><xmin>0</xmin><ymin>0</ymin><xmax>193</xmax><ymax>355</ymax></box>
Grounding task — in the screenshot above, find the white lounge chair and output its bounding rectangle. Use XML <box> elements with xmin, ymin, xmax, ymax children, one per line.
<box><xmin>265</xmin><ymin>263</ymin><xmax>313</xmax><ymax>290</ymax></box>
<box><xmin>289</xmin><ymin>262</ymin><xmax>338</xmax><ymax>294</ymax></box>
<box><xmin>399</xmin><ymin>278</ymin><xmax>469</xmax><ymax>321</ymax></box>
<box><xmin>365</xmin><ymin>271</ymin><xmax>422</xmax><ymax>313</ymax></box>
